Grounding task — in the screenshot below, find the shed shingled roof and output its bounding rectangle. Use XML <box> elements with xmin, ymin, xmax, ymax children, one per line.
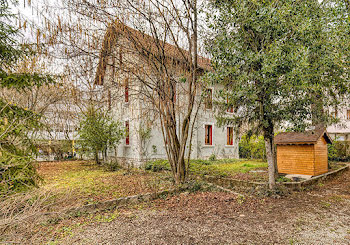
<box><xmin>274</xmin><ymin>126</ymin><xmax>332</xmax><ymax>145</ymax></box>
<box><xmin>95</xmin><ymin>21</ymin><xmax>211</xmax><ymax>85</ymax></box>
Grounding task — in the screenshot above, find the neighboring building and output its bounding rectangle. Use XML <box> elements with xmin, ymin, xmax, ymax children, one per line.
<box><xmin>275</xmin><ymin>126</ymin><xmax>332</xmax><ymax>176</ymax></box>
<box><xmin>327</xmin><ymin>107</ymin><xmax>350</xmax><ymax>141</ymax></box>
<box><xmin>35</xmin><ymin>97</ymin><xmax>81</xmax><ymax>161</ymax></box>
<box><xmin>94</xmin><ymin>23</ymin><xmax>239</xmax><ymax>167</ymax></box>
<box><xmin>34</xmin><ymin>85</ymin><xmax>102</xmax><ymax>161</ymax></box>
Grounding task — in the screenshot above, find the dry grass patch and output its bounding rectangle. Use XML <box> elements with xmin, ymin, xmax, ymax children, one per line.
<box><xmin>37</xmin><ymin>161</ymin><xmax>173</xmax><ymax>208</ymax></box>
<box><xmin>0</xmin><ymin>160</ymin><xmax>173</xmax><ymax>244</ymax></box>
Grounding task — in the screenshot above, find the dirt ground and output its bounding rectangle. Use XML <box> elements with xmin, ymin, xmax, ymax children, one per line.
<box><xmin>57</xmin><ymin>166</ymin><xmax>350</xmax><ymax>245</ymax></box>
<box><xmin>0</xmin><ymin>162</ymin><xmax>350</xmax><ymax>245</ymax></box>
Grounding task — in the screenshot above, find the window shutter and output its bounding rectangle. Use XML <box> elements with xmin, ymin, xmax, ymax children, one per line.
<box><xmin>125</xmin><ymin>121</ymin><xmax>130</xmax><ymax>145</ymax></box>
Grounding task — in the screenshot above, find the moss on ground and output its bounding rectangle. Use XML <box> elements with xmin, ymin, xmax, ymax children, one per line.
<box><xmin>145</xmin><ymin>159</ymin><xmax>268</xmax><ymax>179</ymax></box>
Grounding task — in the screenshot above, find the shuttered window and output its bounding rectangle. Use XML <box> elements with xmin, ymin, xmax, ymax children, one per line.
<box><xmin>108</xmin><ymin>90</ymin><xmax>111</xmax><ymax>110</ymax></box>
<box><xmin>125</xmin><ymin>121</ymin><xmax>130</xmax><ymax>145</ymax></box>
<box><xmin>227</xmin><ymin>127</ymin><xmax>233</xmax><ymax>145</ymax></box>
<box><xmin>125</xmin><ymin>78</ymin><xmax>129</xmax><ymax>103</ymax></box>
<box><xmin>227</xmin><ymin>97</ymin><xmax>233</xmax><ymax>113</ymax></box>
<box><xmin>205</xmin><ymin>125</ymin><xmax>213</xmax><ymax>145</ymax></box>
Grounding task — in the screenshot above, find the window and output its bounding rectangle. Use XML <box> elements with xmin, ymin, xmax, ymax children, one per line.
<box><xmin>347</xmin><ymin>110</ymin><xmax>350</xmax><ymax>120</ymax></box>
<box><xmin>205</xmin><ymin>125</ymin><xmax>213</xmax><ymax>145</ymax></box>
<box><xmin>204</xmin><ymin>88</ymin><xmax>213</xmax><ymax>110</ymax></box>
<box><xmin>125</xmin><ymin>120</ymin><xmax>130</xmax><ymax>145</ymax></box>
<box><xmin>119</xmin><ymin>46</ymin><xmax>123</xmax><ymax>66</ymax></box>
<box><xmin>227</xmin><ymin>127</ymin><xmax>234</xmax><ymax>145</ymax></box>
<box><xmin>227</xmin><ymin>97</ymin><xmax>233</xmax><ymax>113</ymax></box>
<box><xmin>125</xmin><ymin>78</ymin><xmax>129</xmax><ymax>103</ymax></box>
<box><xmin>331</xmin><ymin>110</ymin><xmax>338</xmax><ymax>118</ymax></box>
<box><xmin>108</xmin><ymin>90</ymin><xmax>111</xmax><ymax>110</ymax></box>
<box><xmin>173</xmin><ymin>85</ymin><xmax>177</xmax><ymax>103</ymax></box>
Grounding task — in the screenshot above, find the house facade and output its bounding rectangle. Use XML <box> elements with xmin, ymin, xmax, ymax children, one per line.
<box><xmin>327</xmin><ymin>107</ymin><xmax>350</xmax><ymax>142</ymax></box>
<box><xmin>95</xmin><ymin>23</ymin><xmax>239</xmax><ymax>167</ymax></box>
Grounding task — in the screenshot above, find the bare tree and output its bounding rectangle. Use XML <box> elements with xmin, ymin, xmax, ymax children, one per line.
<box><xmin>35</xmin><ymin>0</ymin><xmax>207</xmax><ymax>184</ymax></box>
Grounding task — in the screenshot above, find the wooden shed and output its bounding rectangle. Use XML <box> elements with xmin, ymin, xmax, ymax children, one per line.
<box><xmin>275</xmin><ymin>127</ymin><xmax>332</xmax><ymax>176</ymax></box>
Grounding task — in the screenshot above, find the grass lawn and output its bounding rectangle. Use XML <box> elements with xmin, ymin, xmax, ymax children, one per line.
<box><xmin>36</xmin><ymin>160</ymin><xmax>173</xmax><ymax>210</ymax></box>
<box><xmin>146</xmin><ymin>159</ymin><xmax>268</xmax><ymax>181</ymax></box>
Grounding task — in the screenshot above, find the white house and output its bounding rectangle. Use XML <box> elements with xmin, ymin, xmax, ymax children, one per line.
<box><xmin>94</xmin><ymin>22</ymin><xmax>239</xmax><ymax>167</ymax></box>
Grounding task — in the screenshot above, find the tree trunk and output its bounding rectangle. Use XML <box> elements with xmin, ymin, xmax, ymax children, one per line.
<box><xmin>263</xmin><ymin>125</ymin><xmax>276</xmax><ymax>189</ymax></box>
<box><xmin>272</xmin><ymin>138</ymin><xmax>279</xmax><ymax>179</ymax></box>
<box><xmin>114</xmin><ymin>146</ymin><xmax>118</xmax><ymax>161</ymax></box>
<box><xmin>265</xmin><ymin>136</ymin><xmax>276</xmax><ymax>189</ymax></box>
<box><xmin>175</xmin><ymin>157</ymin><xmax>186</xmax><ymax>185</ymax></box>
<box><xmin>104</xmin><ymin>149</ymin><xmax>107</xmax><ymax>163</ymax></box>
<box><xmin>95</xmin><ymin>150</ymin><xmax>100</xmax><ymax>165</ymax></box>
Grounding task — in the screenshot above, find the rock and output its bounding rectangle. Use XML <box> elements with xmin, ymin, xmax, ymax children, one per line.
<box><xmin>285</xmin><ymin>174</ymin><xmax>313</xmax><ymax>181</ymax></box>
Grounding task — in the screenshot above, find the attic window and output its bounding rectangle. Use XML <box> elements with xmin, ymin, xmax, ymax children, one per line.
<box><xmin>119</xmin><ymin>46</ymin><xmax>123</xmax><ymax>66</ymax></box>
<box><xmin>125</xmin><ymin>78</ymin><xmax>129</xmax><ymax>103</ymax></box>
<box><xmin>227</xmin><ymin>96</ymin><xmax>233</xmax><ymax>113</ymax></box>
<box><xmin>108</xmin><ymin>90</ymin><xmax>111</xmax><ymax>110</ymax></box>
<box><xmin>204</xmin><ymin>88</ymin><xmax>213</xmax><ymax>110</ymax></box>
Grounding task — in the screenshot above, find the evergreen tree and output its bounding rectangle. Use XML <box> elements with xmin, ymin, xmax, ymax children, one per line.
<box><xmin>0</xmin><ymin>0</ymin><xmax>53</xmax><ymax>194</ymax></box>
<box><xmin>78</xmin><ymin>106</ymin><xmax>124</xmax><ymax>165</ymax></box>
<box><xmin>206</xmin><ymin>0</ymin><xmax>350</xmax><ymax>188</ymax></box>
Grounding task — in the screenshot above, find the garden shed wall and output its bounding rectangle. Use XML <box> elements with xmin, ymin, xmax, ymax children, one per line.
<box><xmin>276</xmin><ymin>144</ymin><xmax>316</xmax><ymax>175</ymax></box>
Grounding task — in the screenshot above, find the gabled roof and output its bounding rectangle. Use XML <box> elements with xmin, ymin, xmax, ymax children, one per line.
<box><xmin>95</xmin><ymin>21</ymin><xmax>211</xmax><ymax>85</ymax></box>
<box><xmin>274</xmin><ymin>125</ymin><xmax>332</xmax><ymax>145</ymax></box>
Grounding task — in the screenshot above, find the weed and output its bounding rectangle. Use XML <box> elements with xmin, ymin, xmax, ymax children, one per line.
<box><xmin>209</xmin><ymin>154</ymin><xmax>217</xmax><ymax>161</ymax></box>
<box><xmin>320</xmin><ymin>201</ymin><xmax>331</xmax><ymax>209</ymax></box>
<box><xmin>276</xmin><ymin>176</ymin><xmax>291</xmax><ymax>183</ymax></box>
<box><xmin>236</xmin><ymin>195</ymin><xmax>246</xmax><ymax>205</ymax></box>
<box><xmin>289</xmin><ymin>238</ymin><xmax>298</xmax><ymax>245</ymax></box>
<box><xmin>328</xmin><ymin>195</ymin><xmax>344</xmax><ymax>203</ymax></box>
<box><xmin>47</xmin><ymin>216</ymin><xmax>62</xmax><ymax>225</ymax></box>
<box><xmin>188</xmin><ymin>181</ymin><xmax>203</xmax><ymax>193</ymax></box>
<box><xmin>94</xmin><ymin>213</ymin><xmax>117</xmax><ymax>223</ymax></box>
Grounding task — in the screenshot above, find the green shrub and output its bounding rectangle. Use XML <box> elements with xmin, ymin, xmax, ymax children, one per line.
<box><xmin>276</xmin><ymin>176</ymin><xmax>291</xmax><ymax>183</ymax></box>
<box><xmin>191</xmin><ymin>159</ymin><xmax>212</xmax><ymax>165</ymax></box>
<box><xmin>209</xmin><ymin>154</ymin><xmax>217</xmax><ymax>161</ymax></box>
<box><xmin>328</xmin><ymin>140</ymin><xmax>350</xmax><ymax>162</ymax></box>
<box><xmin>103</xmin><ymin>160</ymin><xmax>121</xmax><ymax>171</ymax></box>
<box><xmin>144</xmin><ymin>160</ymin><xmax>171</xmax><ymax>172</ymax></box>
<box><xmin>239</xmin><ymin>134</ymin><xmax>266</xmax><ymax>160</ymax></box>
